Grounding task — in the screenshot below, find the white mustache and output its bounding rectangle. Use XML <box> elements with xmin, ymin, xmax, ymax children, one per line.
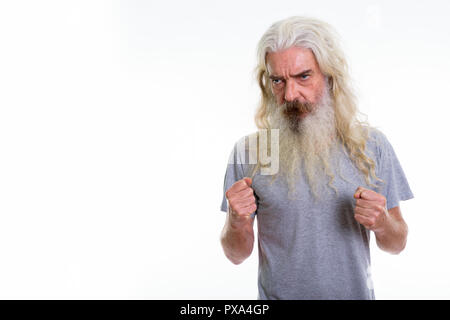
<box><xmin>283</xmin><ymin>100</ymin><xmax>315</xmax><ymax>115</ymax></box>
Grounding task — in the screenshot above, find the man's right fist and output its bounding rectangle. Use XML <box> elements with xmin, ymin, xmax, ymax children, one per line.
<box><xmin>225</xmin><ymin>177</ymin><xmax>257</xmax><ymax>218</ymax></box>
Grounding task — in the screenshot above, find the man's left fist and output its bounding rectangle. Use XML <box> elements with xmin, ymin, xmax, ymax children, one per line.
<box><xmin>353</xmin><ymin>186</ymin><xmax>388</xmax><ymax>232</ymax></box>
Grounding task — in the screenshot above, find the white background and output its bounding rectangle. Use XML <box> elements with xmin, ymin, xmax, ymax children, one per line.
<box><xmin>0</xmin><ymin>0</ymin><xmax>448</xmax><ymax>299</ymax></box>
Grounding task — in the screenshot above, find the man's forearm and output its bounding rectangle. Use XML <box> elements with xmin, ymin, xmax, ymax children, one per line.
<box><xmin>374</xmin><ymin>214</ymin><xmax>408</xmax><ymax>254</ymax></box>
<box><xmin>220</xmin><ymin>211</ymin><xmax>255</xmax><ymax>265</ymax></box>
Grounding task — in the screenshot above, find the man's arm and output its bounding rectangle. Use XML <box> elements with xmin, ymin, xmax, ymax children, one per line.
<box><xmin>220</xmin><ymin>207</ymin><xmax>255</xmax><ymax>264</ymax></box>
<box><xmin>373</xmin><ymin>206</ymin><xmax>408</xmax><ymax>254</ymax></box>
<box><xmin>220</xmin><ymin>177</ymin><xmax>257</xmax><ymax>265</ymax></box>
<box><xmin>354</xmin><ymin>187</ymin><xmax>408</xmax><ymax>255</ymax></box>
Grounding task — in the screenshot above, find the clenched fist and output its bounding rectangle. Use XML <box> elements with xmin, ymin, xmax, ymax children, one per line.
<box><xmin>353</xmin><ymin>186</ymin><xmax>388</xmax><ymax>232</ymax></box>
<box><xmin>225</xmin><ymin>177</ymin><xmax>257</xmax><ymax>220</ymax></box>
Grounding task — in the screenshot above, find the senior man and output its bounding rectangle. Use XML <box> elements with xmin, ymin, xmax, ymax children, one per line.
<box><xmin>219</xmin><ymin>16</ymin><xmax>413</xmax><ymax>300</ymax></box>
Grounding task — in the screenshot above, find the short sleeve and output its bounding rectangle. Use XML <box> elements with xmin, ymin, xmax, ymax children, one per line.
<box><xmin>220</xmin><ymin>136</ymin><xmax>258</xmax><ymax>216</ymax></box>
<box><xmin>373</xmin><ymin>130</ymin><xmax>414</xmax><ymax>210</ymax></box>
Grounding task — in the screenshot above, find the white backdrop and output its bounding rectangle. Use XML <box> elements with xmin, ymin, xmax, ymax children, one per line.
<box><xmin>0</xmin><ymin>0</ymin><xmax>449</xmax><ymax>299</ymax></box>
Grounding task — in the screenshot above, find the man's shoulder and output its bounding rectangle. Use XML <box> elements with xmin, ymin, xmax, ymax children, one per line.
<box><xmin>366</xmin><ymin>126</ymin><xmax>386</xmax><ymax>141</ymax></box>
<box><xmin>366</xmin><ymin>126</ymin><xmax>389</xmax><ymax>149</ymax></box>
<box><xmin>364</xmin><ymin>126</ymin><xmax>397</xmax><ymax>162</ymax></box>
<box><xmin>231</xmin><ymin>131</ymin><xmax>260</xmax><ymax>150</ymax></box>
<box><xmin>227</xmin><ymin>131</ymin><xmax>259</xmax><ymax>165</ymax></box>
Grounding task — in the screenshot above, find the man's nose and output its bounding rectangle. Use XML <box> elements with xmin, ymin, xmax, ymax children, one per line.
<box><xmin>284</xmin><ymin>79</ymin><xmax>299</xmax><ymax>102</ymax></box>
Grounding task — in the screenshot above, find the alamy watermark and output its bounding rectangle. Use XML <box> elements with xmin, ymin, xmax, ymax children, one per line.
<box><xmin>228</xmin><ymin>129</ymin><xmax>279</xmax><ymax>175</ymax></box>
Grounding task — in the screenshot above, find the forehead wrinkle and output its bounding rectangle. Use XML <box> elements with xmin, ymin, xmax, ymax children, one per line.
<box><xmin>267</xmin><ymin>49</ymin><xmax>316</xmax><ymax>79</ymax></box>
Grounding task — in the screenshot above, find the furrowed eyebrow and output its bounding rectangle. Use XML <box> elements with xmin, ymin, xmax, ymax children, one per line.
<box><xmin>268</xmin><ymin>69</ymin><xmax>312</xmax><ymax>80</ymax></box>
<box><xmin>268</xmin><ymin>75</ymin><xmax>282</xmax><ymax>80</ymax></box>
<box><xmin>294</xmin><ymin>69</ymin><xmax>312</xmax><ymax>77</ymax></box>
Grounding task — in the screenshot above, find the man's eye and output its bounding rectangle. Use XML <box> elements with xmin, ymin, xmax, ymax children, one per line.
<box><xmin>300</xmin><ymin>74</ymin><xmax>310</xmax><ymax>80</ymax></box>
<box><xmin>272</xmin><ymin>79</ymin><xmax>283</xmax><ymax>85</ymax></box>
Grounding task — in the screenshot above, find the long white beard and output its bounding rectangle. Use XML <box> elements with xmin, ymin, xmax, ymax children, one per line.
<box><xmin>268</xmin><ymin>87</ymin><xmax>339</xmax><ymax>199</ymax></box>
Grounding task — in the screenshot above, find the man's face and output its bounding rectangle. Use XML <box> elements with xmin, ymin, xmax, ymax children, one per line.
<box><xmin>266</xmin><ymin>47</ymin><xmax>336</xmax><ymax>197</ymax></box>
<box><xmin>266</xmin><ymin>47</ymin><xmax>326</xmax><ymax>120</ymax></box>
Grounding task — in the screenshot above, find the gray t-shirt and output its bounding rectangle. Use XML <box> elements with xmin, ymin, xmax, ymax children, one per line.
<box><xmin>220</xmin><ymin>128</ymin><xmax>414</xmax><ymax>300</ymax></box>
